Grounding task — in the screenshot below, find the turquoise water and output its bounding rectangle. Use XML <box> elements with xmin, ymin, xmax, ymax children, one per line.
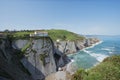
<box><xmin>69</xmin><ymin>36</ymin><xmax>120</xmax><ymax>69</ymax></box>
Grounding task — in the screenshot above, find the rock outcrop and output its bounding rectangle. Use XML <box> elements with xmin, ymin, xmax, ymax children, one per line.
<box><xmin>54</xmin><ymin>38</ymin><xmax>100</xmax><ymax>54</ymax></box>
<box><xmin>0</xmin><ymin>38</ymin><xmax>33</xmax><ymax>80</ymax></box>
<box><xmin>0</xmin><ymin>37</ymin><xmax>69</xmax><ymax>80</ymax></box>
<box><xmin>12</xmin><ymin>37</ymin><xmax>57</xmax><ymax>80</ymax></box>
<box><xmin>0</xmin><ymin>35</ymin><xmax>99</xmax><ymax>80</ymax></box>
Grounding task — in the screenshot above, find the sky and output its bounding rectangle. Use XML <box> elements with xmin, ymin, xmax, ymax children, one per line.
<box><xmin>0</xmin><ymin>0</ymin><xmax>120</xmax><ymax>35</ymax></box>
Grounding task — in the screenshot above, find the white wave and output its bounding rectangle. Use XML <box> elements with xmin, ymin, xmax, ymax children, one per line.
<box><xmin>109</xmin><ymin>51</ymin><xmax>113</xmax><ymax>54</ymax></box>
<box><xmin>90</xmin><ymin>53</ymin><xmax>108</xmax><ymax>62</ymax></box>
<box><xmin>83</xmin><ymin>49</ymin><xmax>108</xmax><ymax>62</ymax></box>
<box><xmin>101</xmin><ymin>47</ymin><xmax>114</xmax><ymax>51</ymax></box>
<box><xmin>101</xmin><ymin>48</ymin><xmax>111</xmax><ymax>51</ymax></box>
<box><xmin>101</xmin><ymin>47</ymin><xmax>115</xmax><ymax>55</ymax></box>
<box><xmin>82</xmin><ymin>49</ymin><xmax>91</xmax><ymax>54</ymax></box>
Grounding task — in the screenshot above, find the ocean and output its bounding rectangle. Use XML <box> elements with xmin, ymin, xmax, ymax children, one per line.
<box><xmin>68</xmin><ymin>35</ymin><xmax>120</xmax><ymax>69</ymax></box>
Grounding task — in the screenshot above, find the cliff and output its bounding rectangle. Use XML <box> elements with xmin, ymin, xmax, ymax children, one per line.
<box><xmin>0</xmin><ymin>38</ymin><xmax>33</xmax><ymax>80</ymax></box>
<box><xmin>54</xmin><ymin>38</ymin><xmax>100</xmax><ymax>54</ymax></box>
<box><xmin>0</xmin><ymin>37</ymin><xmax>69</xmax><ymax>80</ymax></box>
<box><xmin>0</xmin><ymin>30</ymin><xmax>99</xmax><ymax>80</ymax></box>
<box><xmin>45</xmin><ymin>38</ymin><xmax>100</xmax><ymax>80</ymax></box>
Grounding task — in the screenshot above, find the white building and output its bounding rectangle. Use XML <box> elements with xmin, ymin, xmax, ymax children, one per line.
<box><xmin>30</xmin><ymin>31</ymin><xmax>48</xmax><ymax>37</ymax></box>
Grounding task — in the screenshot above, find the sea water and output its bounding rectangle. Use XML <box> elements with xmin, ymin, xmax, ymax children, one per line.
<box><xmin>68</xmin><ymin>35</ymin><xmax>120</xmax><ymax>69</ymax></box>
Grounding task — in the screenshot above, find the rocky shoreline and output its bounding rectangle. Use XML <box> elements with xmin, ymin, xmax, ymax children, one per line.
<box><xmin>54</xmin><ymin>37</ymin><xmax>100</xmax><ymax>55</ymax></box>
<box><xmin>66</xmin><ymin>40</ymin><xmax>102</xmax><ymax>74</ymax></box>
<box><xmin>46</xmin><ymin>38</ymin><xmax>101</xmax><ymax>80</ymax></box>
<box><xmin>0</xmin><ymin>34</ymin><xmax>100</xmax><ymax>80</ymax></box>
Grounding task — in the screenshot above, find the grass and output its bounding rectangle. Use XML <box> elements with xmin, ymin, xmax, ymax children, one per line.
<box><xmin>71</xmin><ymin>55</ymin><xmax>120</xmax><ymax>80</ymax></box>
<box><xmin>46</xmin><ymin>29</ymin><xmax>85</xmax><ymax>41</ymax></box>
<box><xmin>21</xmin><ymin>42</ymin><xmax>31</xmax><ymax>53</ymax></box>
<box><xmin>6</xmin><ymin>29</ymin><xmax>85</xmax><ymax>41</ymax></box>
<box><xmin>13</xmin><ymin>31</ymin><xmax>33</xmax><ymax>37</ymax></box>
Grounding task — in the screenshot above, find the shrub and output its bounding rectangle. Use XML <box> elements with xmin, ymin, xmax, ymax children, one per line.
<box><xmin>71</xmin><ymin>68</ymin><xmax>87</xmax><ymax>80</ymax></box>
<box><xmin>71</xmin><ymin>55</ymin><xmax>120</xmax><ymax>80</ymax></box>
<box><xmin>39</xmin><ymin>53</ymin><xmax>48</xmax><ymax>66</ymax></box>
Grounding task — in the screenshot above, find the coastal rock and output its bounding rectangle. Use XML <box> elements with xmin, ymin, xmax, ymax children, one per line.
<box><xmin>0</xmin><ymin>35</ymin><xmax>99</xmax><ymax>80</ymax></box>
<box><xmin>54</xmin><ymin>38</ymin><xmax>100</xmax><ymax>54</ymax></box>
<box><xmin>0</xmin><ymin>37</ymin><xmax>70</xmax><ymax>80</ymax></box>
<box><xmin>0</xmin><ymin>39</ymin><xmax>33</xmax><ymax>80</ymax></box>
<box><xmin>12</xmin><ymin>38</ymin><xmax>57</xmax><ymax>80</ymax></box>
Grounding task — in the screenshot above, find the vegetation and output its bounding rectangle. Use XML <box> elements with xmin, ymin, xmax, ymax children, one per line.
<box><xmin>47</xmin><ymin>29</ymin><xmax>85</xmax><ymax>41</ymax></box>
<box><xmin>2</xmin><ymin>29</ymin><xmax>85</xmax><ymax>41</ymax></box>
<box><xmin>71</xmin><ymin>55</ymin><xmax>120</xmax><ymax>80</ymax></box>
<box><xmin>71</xmin><ymin>69</ymin><xmax>88</xmax><ymax>80</ymax></box>
<box><xmin>39</xmin><ymin>53</ymin><xmax>48</xmax><ymax>66</ymax></box>
<box><xmin>14</xmin><ymin>32</ymin><xmax>31</xmax><ymax>38</ymax></box>
<box><xmin>21</xmin><ymin>42</ymin><xmax>31</xmax><ymax>53</ymax></box>
<box><xmin>15</xmin><ymin>39</ymin><xmax>32</xmax><ymax>59</ymax></box>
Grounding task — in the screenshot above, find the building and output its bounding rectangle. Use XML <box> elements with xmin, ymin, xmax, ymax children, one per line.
<box><xmin>30</xmin><ymin>31</ymin><xmax>48</xmax><ymax>37</ymax></box>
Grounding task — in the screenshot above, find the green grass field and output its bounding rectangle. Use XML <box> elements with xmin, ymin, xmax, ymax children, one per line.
<box><xmin>10</xmin><ymin>29</ymin><xmax>85</xmax><ymax>41</ymax></box>
<box><xmin>47</xmin><ymin>29</ymin><xmax>85</xmax><ymax>41</ymax></box>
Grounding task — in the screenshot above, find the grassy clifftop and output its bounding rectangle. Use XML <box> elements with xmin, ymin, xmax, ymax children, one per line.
<box><xmin>71</xmin><ymin>55</ymin><xmax>120</xmax><ymax>80</ymax></box>
<box><xmin>7</xmin><ymin>29</ymin><xmax>85</xmax><ymax>41</ymax></box>
<box><xmin>46</xmin><ymin>29</ymin><xmax>85</xmax><ymax>41</ymax></box>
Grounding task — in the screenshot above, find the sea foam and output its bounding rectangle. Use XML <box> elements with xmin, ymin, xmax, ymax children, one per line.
<box><xmin>82</xmin><ymin>41</ymin><xmax>108</xmax><ymax>62</ymax></box>
<box><xmin>82</xmin><ymin>41</ymin><xmax>103</xmax><ymax>50</ymax></box>
<box><xmin>83</xmin><ymin>49</ymin><xmax>108</xmax><ymax>62</ymax></box>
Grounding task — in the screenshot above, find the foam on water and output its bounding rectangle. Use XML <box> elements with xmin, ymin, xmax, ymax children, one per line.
<box><xmin>81</xmin><ymin>41</ymin><xmax>108</xmax><ymax>62</ymax></box>
<box><xmin>101</xmin><ymin>48</ymin><xmax>111</xmax><ymax>51</ymax></box>
<box><xmin>83</xmin><ymin>49</ymin><xmax>108</xmax><ymax>62</ymax></box>
<box><xmin>101</xmin><ymin>47</ymin><xmax>115</xmax><ymax>55</ymax></box>
<box><xmin>101</xmin><ymin>47</ymin><xmax>115</xmax><ymax>51</ymax></box>
<box><xmin>109</xmin><ymin>51</ymin><xmax>113</xmax><ymax>54</ymax></box>
<box><xmin>68</xmin><ymin>38</ymin><xmax>120</xmax><ymax>69</ymax></box>
<box><xmin>89</xmin><ymin>52</ymin><xmax>108</xmax><ymax>62</ymax></box>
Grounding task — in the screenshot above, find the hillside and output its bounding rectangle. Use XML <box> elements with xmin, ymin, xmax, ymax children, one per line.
<box><xmin>7</xmin><ymin>29</ymin><xmax>85</xmax><ymax>41</ymax></box>
<box><xmin>46</xmin><ymin>29</ymin><xmax>85</xmax><ymax>41</ymax></box>
<box><xmin>71</xmin><ymin>55</ymin><xmax>120</xmax><ymax>80</ymax></box>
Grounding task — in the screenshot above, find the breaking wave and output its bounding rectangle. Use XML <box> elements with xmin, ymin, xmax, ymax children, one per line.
<box><xmin>83</xmin><ymin>49</ymin><xmax>108</xmax><ymax>62</ymax></box>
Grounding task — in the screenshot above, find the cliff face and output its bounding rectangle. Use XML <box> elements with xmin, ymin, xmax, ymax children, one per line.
<box><xmin>12</xmin><ymin>37</ymin><xmax>56</xmax><ymax>80</ymax></box>
<box><xmin>0</xmin><ymin>37</ymin><xmax>69</xmax><ymax>80</ymax></box>
<box><xmin>54</xmin><ymin>38</ymin><xmax>100</xmax><ymax>54</ymax></box>
<box><xmin>0</xmin><ymin>36</ymin><xmax>99</xmax><ymax>80</ymax></box>
<box><xmin>0</xmin><ymin>38</ymin><xmax>33</xmax><ymax>80</ymax></box>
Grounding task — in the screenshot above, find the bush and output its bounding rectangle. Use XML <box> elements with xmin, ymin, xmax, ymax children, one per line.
<box><xmin>39</xmin><ymin>53</ymin><xmax>48</xmax><ymax>66</ymax></box>
<box><xmin>71</xmin><ymin>68</ymin><xmax>88</xmax><ymax>80</ymax></box>
<box><xmin>71</xmin><ymin>55</ymin><xmax>120</xmax><ymax>80</ymax></box>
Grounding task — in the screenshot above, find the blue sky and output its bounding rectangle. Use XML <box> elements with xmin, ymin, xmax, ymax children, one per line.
<box><xmin>0</xmin><ymin>0</ymin><xmax>120</xmax><ymax>35</ymax></box>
